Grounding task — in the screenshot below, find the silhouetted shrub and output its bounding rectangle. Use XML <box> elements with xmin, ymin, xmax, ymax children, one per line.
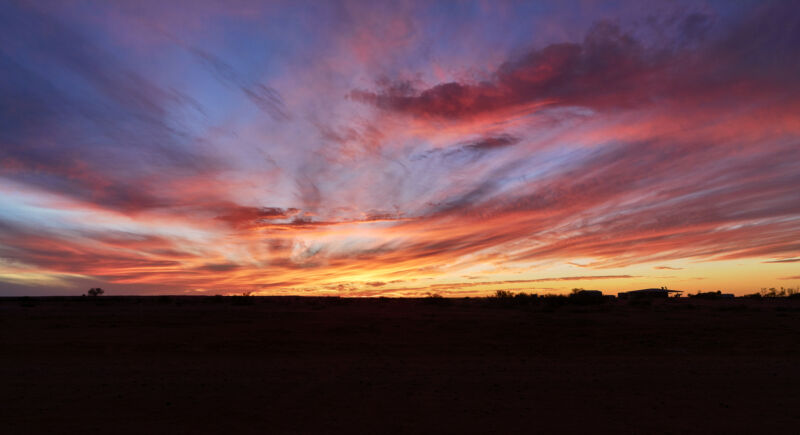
<box><xmin>513</xmin><ymin>292</ymin><xmax>538</xmax><ymax>305</ymax></box>
<box><xmin>487</xmin><ymin>290</ymin><xmax>539</xmax><ymax>307</ymax></box>
<box><xmin>424</xmin><ymin>292</ymin><xmax>452</xmax><ymax>306</ymax></box>
<box><xmin>541</xmin><ymin>294</ymin><xmax>568</xmax><ymax>310</ymax></box>
<box><xmin>87</xmin><ymin>287</ymin><xmax>104</xmax><ymax>297</ymax></box>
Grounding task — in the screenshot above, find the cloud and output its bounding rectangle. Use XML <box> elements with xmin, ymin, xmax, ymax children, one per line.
<box><xmin>462</xmin><ymin>134</ymin><xmax>520</xmax><ymax>151</ymax></box>
<box><xmin>0</xmin><ymin>3</ymin><xmax>221</xmax><ymax>212</ymax></box>
<box><xmin>350</xmin><ymin>20</ymin><xmax>660</xmax><ymax>119</ymax></box>
<box><xmin>215</xmin><ymin>205</ymin><xmax>301</xmax><ymax>228</ymax></box>
<box><xmin>2</xmin><ymin>2</ymin><xmax>800</xmax><ymax>296</ymax></box>
<box><xmin>351</xmin><ymin>5</ymin><xmax>800</xmax><ymax>122</ymax></box>
<box><xmin>654</xmin><ymin>266</ymin><xmax>684</xmax><ymax>270</ymax></box>
<box><xmin>336</xmin><ymin>275</ymin><xmax>639</xmax><ymax>296</ymax></box>
<box><xmin>413</xmin><ymin>134</ymin><xmax>520</xmax><ymax>161</ymax></box>
<box><xmin>195</xmin><ymin>263</ymin><xmax>242</xmax><ymax>272</ymax></box>
<box><xmin>433</xmin><ymin>275</ymin><xmax>639</xmax><ymax>287</ymax></box>
<box><xmin>187</xmin><ymin>46</ymin><xmax>290</xmax><ymax>121</ymax></box>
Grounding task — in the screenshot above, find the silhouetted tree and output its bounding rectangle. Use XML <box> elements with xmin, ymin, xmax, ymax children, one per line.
<box><xmin>494</xmin><ymin>290</ymin><xmax>514</xmax><ymax>299</ymax></box>
<box><xmin>760</xmin><ymin>286</ymin><xmax>799</xmax><ymax>298</ymax></box>
<box><xmin>87</xmin><ymin>287</ymin><xmax>104</xmax><ymax>297</ymax></box>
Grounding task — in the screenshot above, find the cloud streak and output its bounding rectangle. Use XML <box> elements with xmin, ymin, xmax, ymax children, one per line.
<box><xmin>1</xmin><ymin>1</ymin><xmax>799</xmax><ymax>296</ymax></box>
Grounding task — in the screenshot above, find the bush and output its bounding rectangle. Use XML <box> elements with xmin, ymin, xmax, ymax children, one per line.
<box><xmin>423</xmin><ymin>292</ymin><xmax>452</xmax><ymax>306</ymax></box>
<box><xmin>513</xmin><ymin>292</ymin><xmax>538</xmax><ymax>305</ymax></box>
<box><xmin>87</xmin><ymin>288</ymin><xmax>104</xmax><ymax>297</ymax></box>
<box><xmin>487</xmin><ymin>290</ymin><xmax>538</xmax><ymax>307</ymax></box>
<box><xmin>494</xmin><ymin>290</ymin><xmax>515</xmax><ymax>299</ymax></box>
<box><xmin>541</xmin><ymin>294</ymin><xmax>568</xmax><ymax>309</ymax></box>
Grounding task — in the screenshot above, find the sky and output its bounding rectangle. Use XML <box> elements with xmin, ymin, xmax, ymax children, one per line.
<box><xmin>1</xmin><ymin>0</ymin><xmax>799</xmax><ymax>296</ymax></box>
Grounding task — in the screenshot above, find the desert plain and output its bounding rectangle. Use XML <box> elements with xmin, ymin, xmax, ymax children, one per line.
<box><xmin>2</xmin><ymin>296</ymin><xmax>800</xmax><ymax>434</ymax></box>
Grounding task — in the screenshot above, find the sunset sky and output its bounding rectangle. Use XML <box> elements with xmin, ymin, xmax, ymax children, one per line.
<box><xmin>1</xmin><ymin>0</ymin><xmax>799</xmax><ymax>296</ymax></box>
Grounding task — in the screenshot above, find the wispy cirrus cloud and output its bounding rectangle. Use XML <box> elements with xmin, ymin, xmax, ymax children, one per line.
<box><xmin>1</xmin><ymin>1</ymin><xmax>799</xmax><ymax>296</ymax></box>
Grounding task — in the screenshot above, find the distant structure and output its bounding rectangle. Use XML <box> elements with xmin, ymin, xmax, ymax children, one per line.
<box><xmin>574</xmin><ymin>290</ymin><xmax>603</xmax><ymax>297</ymax></box>
<box><xmin>617</xmin><ymin>288</ymin><xmax>682</xmax><ymax>299</ymax></box>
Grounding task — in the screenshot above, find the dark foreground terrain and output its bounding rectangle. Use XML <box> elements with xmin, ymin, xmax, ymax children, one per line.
<box><xmin>2</xmin><ymin>296</ymin><xmax>800</xmax><ymax>434</ymax></box>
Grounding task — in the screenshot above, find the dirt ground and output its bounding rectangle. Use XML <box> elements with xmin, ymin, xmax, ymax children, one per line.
<box><xmin>2</xmin><ymin>296</ymin><xmax>799</xmax><ymax>434</ymax></box>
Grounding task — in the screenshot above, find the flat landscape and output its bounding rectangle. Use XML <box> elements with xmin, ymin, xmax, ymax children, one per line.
<box><xmin>2</xmin><ymin>296</ymin><xmax>800</xmax><ymax>434</ymax></box>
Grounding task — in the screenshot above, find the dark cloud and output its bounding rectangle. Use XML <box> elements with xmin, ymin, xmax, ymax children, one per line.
<box><xmin>352</xmin><ymin>5</ymin><xmax>800</xmax><ymax>120</ymax></box>
<box><xmin>350</xmin><ymin>20</ymin><xmax>654</xmax><ymax>119</ymax></box>
<box><xmin>195</xmin><ymin>263</ymin><xmax>242</xmax><ymax>272</ymax></box>
<box><xmin>215</xmin><ymin>205</ymin><xmax>301</xmax><ymax>228</ymax></box>
<box><xmin>413</xmin><ymin>134</ymin><xmax>520</xmax><ymax>162</ymax></box>
<box><xmin>462</xmin><ymin>134</ymin><xmax>520</xmax><ymax>151</ymax></box>
<box><xmin>764</xmin><ymin>258</ymin><xmax>800</xmax><ymax>264</ymax></box>
<box><xmin>252</xmin><ymin>212</ymin><xmax>409</xmax><ymax>232</ymax></box>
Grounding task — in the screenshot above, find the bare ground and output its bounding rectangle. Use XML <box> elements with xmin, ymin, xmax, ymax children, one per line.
<box><xmin>1</xmin><ymin>296</ymin><xmax>799</xmax><ymax>434</ymax></box>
